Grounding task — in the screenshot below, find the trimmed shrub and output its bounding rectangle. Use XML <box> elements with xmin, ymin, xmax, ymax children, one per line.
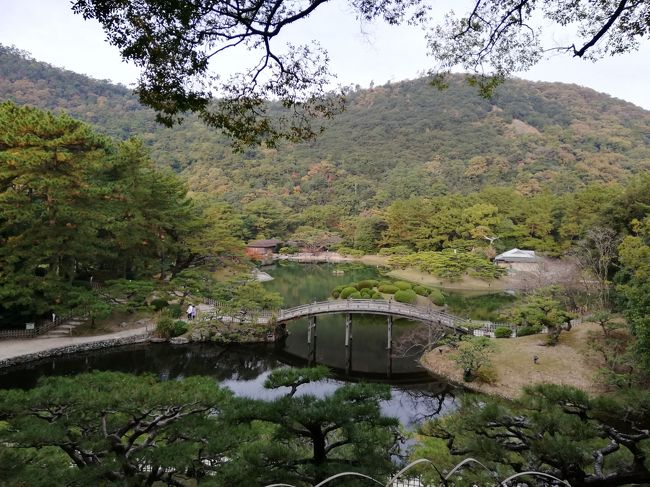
<box><xmin>378</xmin><ymin>280</ymin><xmax>393</xmax><ymax>287</ymax></box>
<box><xmin>494</xmin><ymin>326</ymin><xmax>513</xmax><ymax>338</ymax></box>
<box><xmin>377</xmin><ymin>284</ymin><xmax>399</xmax><ymax>294</ymax></box>
<box><xmin>340</xmin><ymin>286</ymin><xmax>359</xmax><ymax>299</ymax></box>
<box><xmin>356</xmin><ymin>279</ymin><xmax>379</xmax><ymax>290</ymax></box>
<box><xmin>429</xmin><ymin>289</ymin><xmax>445</xmax><ymax>306</ymax></box>
<box><xmin>394</xmin><ymin>281</ymin><xmax>412</xmax><ymax>291</ymax></box>
<box><xmin>150</xmin><ymin>298</ymin><xmax>169</xmax><ymax>311</ymax></box>
<box><xmin>332</xmin><ymin>290</ymin><xmax>341</xmax><ymax>298</ymax></box>
<box><xmin>360</xmin><ymin>288</ymin><xmax>372</xmax><ymax>298</ymax></box>
<box><xmin>516</xmin><ymin>325</ymin><xmax>543</xmax><ymax>337</ymax></box>
<box><xmin>371</xmin><ymin>292</ymin><xmax>384</xmax><ymax>300</ymax></box>
<box><xmin>348</xmin><ymin>291</ymin><xmax>362</xmax><ymax>299</ymax></box>
<box><xmin>413</xmin><ymin>285</ymin><xmax>430</xmax><ymax>296</ymax></box>
<box><xmin>394</xmin><ymin>289</ymin><xmax>417</xmax><ymax>304</ymax></box>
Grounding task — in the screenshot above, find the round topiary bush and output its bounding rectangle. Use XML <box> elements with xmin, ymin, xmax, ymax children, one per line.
<box><xmin>394</xmin><ymin>289</ymin><xmax>417</xmax><ymax>304</ymax></box>
<box><xmin>429</xmin><ymin>289</ymin><xmax>445</xmax><ymax>306</ymax></box>
<box><xmin>371</xmin><ymin>292</ymin><xmax>384</xmax><ymax>299</ymax></box>
<box><xmin>355</xmin><ymin>279</ymin><xmax>378</xmax><ymax>290</ymax></box>
<box><xmin>360</xmin><ymin>288</ymin><xmax>372</xmax><ymax>298</ymax></box>
<box><xmin>494</xmin><ymin>326</ymin><xmax>513</xmax><ymax>338</ymax></box>
<box><xmin>413</xmin><ymin>285</ymin><xmax>431</xmax><ymax>296</ymax></box>
<box><xmin>340</xmin><ymin>286</ymin><xmax>359</xmax><ymax>299</ymax></box>
<box><xmin>394</xmin><ymin>281</ymin><xmax>413</xmax><ymax>291</ymax></box>
<box><xmin>378</xmin><ymin>284</ymin><xmax>399</xmax><ymax>294</ymax></box>
<box><xmin>348</xmin><ymin>291</ymin><xmax>362</xmax><ymax>299</ymax></box>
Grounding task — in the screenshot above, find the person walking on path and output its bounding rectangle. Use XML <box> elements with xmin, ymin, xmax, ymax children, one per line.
<box><xmin>191</xmin><ymin>306</ymin><xmax>197</xmax><ymax>321</ymax></box>
<box><xmin>186</xmin><ymin>304</ymin><xmax>194</xmax><ymax>320</ymax></box>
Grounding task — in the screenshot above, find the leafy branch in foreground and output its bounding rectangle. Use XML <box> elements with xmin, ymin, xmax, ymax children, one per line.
<box><xmin>416</xmin><ymin>384</ymin><xmax>650</xmax><ymax>487</ymax></box>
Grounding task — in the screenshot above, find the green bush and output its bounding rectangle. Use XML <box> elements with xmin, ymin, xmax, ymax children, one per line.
<box><xmin>360</xmin><ymin>288</ymin><xmax>372</xmax><ymax>298</ymax></box>
<box><xmin>394</xmin><ymin>289</ymin><xmax>417</xmax><ymax>304</ymax></box>
<box><xmin>165</xmin><ymin>304</ymin><xmax>182</xmax><ymax>318</ymax></box>
<box><xmin>371</xmin><ymin>292</ymin><xmax>384</xmax><ymax>299</ymax></box>
<box><xmin>378</xmin><ymin>280</ymin><xmax>393</xmax><ymax>287</ymax></box>
<box><xmin>156</xmin><ymin>316</ymin><xmax>176</xmax><ymax>338</ymax></box>
<box><xmin>348</xmin><ymin>291</ymin><xmax>362</xmax><ymax>299</ymax></box>
<box><xmin>279</xmin><ymin>245</ymin><xmax>299</xmax><ymax>254</ymax></box>
<box><xmin>377</xmin><ymin>284</ymin><xmax>399</xmax><ymax>294</ymax></box>
<box><xmin>332</xmin><ymin>290</ymin><xmax>341</xmax><ymax>298</ymax></box>
<box><xmin>173</xmin><ymin>320</ymin><xmax>188</xmax><ymax>337</ymax></box>
<box><xmin>429</xmin><ymin>289</ymin><xmax>445</xmax><ymax>306</ymax></box>
<box><xmin>356</xmin><ymin>279</ymin><xmax>378</xmax><ymax>290</ymax></box>
<box><xmin>475</xmin><ymin>364</ymin><xmax>498</xmax><ymax>384</ymax></box>
<box><xmin>394</xmin><ymin>281</ymin><xmax>412</xmax><ymax>291</ymax></box>
<box><xmin>150</xmin><ymin>298</ymin><xmax>169</xmax><ymax>311</ymax></box>
<box><xmin>516</xmin><ymin>325</ymin><xmax>543</xmax><ymax>337</ymax></box>
<box><xmin>337</xmin><ymin>247</ymin><xmax>364</xmax><ymax>257</ymax></box>
<box><xmin>378</xmin><ymin>245</ymin><xmax>412</xmax><ymax>256</ymax></box>
<box><xmin>413</xmin><ymin>285</ymin><xmax>431</xmax><ymax>296</ymax></box>
<box><xmin>494</xmin><ymin>326</ymin><xmax>513</xmax><ymax>338</ymax></box>
<box><xmin>340</xmin><ymin>286</ymin><xmax>359</xmax><ymax>299</ymax></box>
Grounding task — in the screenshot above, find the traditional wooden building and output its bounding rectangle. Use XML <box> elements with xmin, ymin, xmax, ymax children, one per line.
<box><xmin>245</xmin><ymin>239</ymin><xmax>282</xmax><ymax>262</ymax></box>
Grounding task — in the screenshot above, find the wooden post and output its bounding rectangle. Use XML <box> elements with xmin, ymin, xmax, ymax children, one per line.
<box><xmin>345</xmin><ymin>313</ymin><xmax>352</xmax><ymax>375</ymax></box>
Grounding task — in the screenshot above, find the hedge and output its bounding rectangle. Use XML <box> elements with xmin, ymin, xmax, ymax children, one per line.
<box><xmin>494</xmin><ymin>326</ymin><xmax>513</xmax><ymax>338</ymax></box>
<box><xmin>516</xmin><ymin>325</ymin><xmax>543</xmax><ymax>337</ymax></box>
<box><xmin>371</xmin><ymin>292</ymin><xmax>384</xmax><ymax>299</ymax></box>
<box><xmin>348</xmin><ymin>291</ymin><xmax>362</xmax><ymax>299</ymax></box>
<box><xmin>394</xmin><ymin>289</ymin><xmax>417</xmax><ymax>304</ymax></box>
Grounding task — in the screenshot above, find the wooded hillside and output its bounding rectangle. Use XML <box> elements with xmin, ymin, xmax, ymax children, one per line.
<box><xmin>2</xmin><ymin>44</ymin><xmax>649</xmax><ymax>214</ymax></box>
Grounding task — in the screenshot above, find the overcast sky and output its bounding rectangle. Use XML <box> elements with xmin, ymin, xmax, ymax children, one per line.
<box><xmin>2</xmin><ymin>0</ymin><xmax>649</xmax><ymax>110</ymax></box>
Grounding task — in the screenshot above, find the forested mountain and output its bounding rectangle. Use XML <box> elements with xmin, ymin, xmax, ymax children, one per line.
<box><xmin>2</xmin><ymin>44</ymin><xmax>649</xmax><ymax>207</ymax></box>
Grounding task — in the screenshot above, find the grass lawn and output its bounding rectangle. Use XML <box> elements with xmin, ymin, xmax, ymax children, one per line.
<box><xmin>421</xmin><ymin>322</ymin><xmax>606</xmax><ymax>399</ymax></box>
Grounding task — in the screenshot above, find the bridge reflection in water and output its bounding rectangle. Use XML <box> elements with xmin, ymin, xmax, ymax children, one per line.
<box><xmin>207</xmin><ymin>299</ymin><xmax>469</xmax><ymax>378</ymax></box>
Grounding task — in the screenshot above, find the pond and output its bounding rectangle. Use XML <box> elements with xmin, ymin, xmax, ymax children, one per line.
<box><xmin>0</xmin><ymin>261</ymin><xmax>512</xmax><ymax>427</ymax></box>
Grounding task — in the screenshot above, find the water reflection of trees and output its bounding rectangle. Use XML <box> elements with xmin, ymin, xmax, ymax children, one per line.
<box><xmin>392</xmin><ymin>323</ymin><xmax>450</xmax><ymax>359</ymax></box>
<box><xmin>0</xmin><ymin>343</ymin><xmax>281</xmax><ymax>389</ymax></box>
<box><xmin>392</xmin><ymin>383</ymin><xmax>457</xmax><ymax>424</ymax></box>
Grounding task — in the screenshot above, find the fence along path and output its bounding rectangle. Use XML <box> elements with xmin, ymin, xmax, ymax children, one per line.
<box><xmin>205</xmin><ymin>299</ymin><xmax>469</xmax><ymax>332</ymax></box>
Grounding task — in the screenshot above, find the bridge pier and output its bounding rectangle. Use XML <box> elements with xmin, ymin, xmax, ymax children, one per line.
<box><xmin>387</xmin><ymin>316</ymin><xmax>393</xmax><ymax>378</ymax></box>
<box><xmin>307</xmin><ymin>315</ymin><xmax>317</xmax><ymax>365</ymax></box>
<box><xmin>345</xmin><ymin>313</ymin><xmax>352</xmax><ymax>375</ymax></box>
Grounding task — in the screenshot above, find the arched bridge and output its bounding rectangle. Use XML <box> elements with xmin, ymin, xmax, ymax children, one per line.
<box><xmin>207</xmin><ymin>299</ymin><xmax>469</xmax><ymax>333</ymax></box>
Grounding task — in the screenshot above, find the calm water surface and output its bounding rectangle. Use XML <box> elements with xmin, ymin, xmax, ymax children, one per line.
<box><xmin>0</xmin><ymin>262</ymin><xmax>511</xmax><ymax>426</ymax></box>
